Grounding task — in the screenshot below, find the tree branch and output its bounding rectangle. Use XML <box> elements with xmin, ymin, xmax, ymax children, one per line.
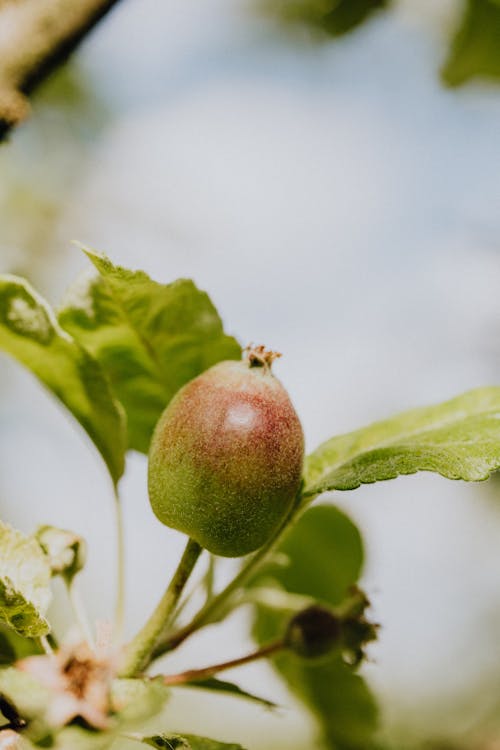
<box><xmin>0</xmin><ymin>0</ymin><xmax>123</xmax><ymax>141</ymax></box>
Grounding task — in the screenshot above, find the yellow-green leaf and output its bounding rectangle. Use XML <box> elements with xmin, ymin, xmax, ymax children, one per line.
<box><xmin>0</xmin><ymin>523</ymin><xmax>52</xmax><ymax>638</ymax></box>
<box><xmin>442</xmin><ymin>0</ymin><xmax>500</xmax><ymax>86</ymax></box>
<box><xmin>137</xmin><ymin>734</ymin><xmax>246</xmax><ymax>750</ymax></box>
<box><xmin>261</xmin><ymin>0</ymin><xmax>388</xmax><ymax>37</ymax></box>
<box><xmin>0</xmin><ymin>275</ymin><xmax>125</xmax><ymax>485</ymax></box>
<box><xmin>59</xmin><ymin>250</ymin><xmax>241</xmax><ymax>453</ymax></box>
<box><xmin>174</xmin><ymin>677</ymin><xmax>277</xmax><ymax>710</ymax></box>
<box><xmin>304</xmin><ymin>387</ymin><xmax>500</xmax><ymax>498</ymax></box>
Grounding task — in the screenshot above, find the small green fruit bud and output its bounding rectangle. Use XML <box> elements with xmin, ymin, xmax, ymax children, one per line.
<box><xmin>148</xmin><ymin>347</ymin><xmax>304</xmax><ymax>557</ymax></box>
<box><xmin>36</xmin><ymin>526</ymin><xmax>86</xmax><ymax>584</ymax></box>
<box><xmin>284</xmin><ymin>605</ymin><xmax>342</xmax><ymax>660</ymax></box>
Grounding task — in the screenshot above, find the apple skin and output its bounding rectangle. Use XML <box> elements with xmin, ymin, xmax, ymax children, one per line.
<box><xmin>148</xmin><ymin>358</ymin><xmax>304</xmax><ymax>557</ymax></box>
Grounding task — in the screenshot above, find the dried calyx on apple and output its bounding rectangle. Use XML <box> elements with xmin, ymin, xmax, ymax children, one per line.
<box><xmin>148</xmin><ymin>345</ymin><xmax>304</xmax><ymax>557</ymax></box>
<box><xmin>284</xmin><ymin>588</ymin><xmax>378</xmax><ymax>665</ymax></box>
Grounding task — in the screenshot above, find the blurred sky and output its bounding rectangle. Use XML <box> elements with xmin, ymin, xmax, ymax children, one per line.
<box><xmin>0</xmin><ymin>1</ymin><xmax>500</xmax><ymax>747</ymax></box>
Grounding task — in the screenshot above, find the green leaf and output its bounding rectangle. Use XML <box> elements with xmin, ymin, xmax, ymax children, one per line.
<box><xmin>58</xmin><ymin>250</ymin><xmax>241</xmax><ymax>453</ymax></box>
<box><xmin>304</xmin><ymin>387</ymin><xmax>500</xmax><ymax>498</ymax></box>
<box><xmin>261</xmin><ymin>0</ymin><xmax>388</xmax><ymax>37</ymax></box>
<box><xmin>249</xmin><ymin>505</ymin><xmax>378</xmax><ymax>749</ymax></box>
<box><xmin>0</xmin><ymin>275</ymin><xmax>126</xmax><ymax>485</ymax></box>
<box><xmin>0</xmin><ymin>522</ymin><xmax>52</xmax><ymax>638</ymax></box>
<box><xmin>176</xmin><ymin>676</ymin><xmax>277</xmax><ymax>710</ymax></box>
<box><xmin>138</xmin><ymin>735</ymin><xmax>246</xmax><ymax>750</ymax></box>
<box><xmin>442</xmin><ymin>0</ymin><xmax>500</xmax><ymax>86</ymax></box>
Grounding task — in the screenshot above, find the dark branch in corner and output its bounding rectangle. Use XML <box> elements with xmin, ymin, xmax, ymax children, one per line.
<box><xmin>0</xmin><ymin>0</ymin><xmax>124</xmax><ymax>142</ymax></box>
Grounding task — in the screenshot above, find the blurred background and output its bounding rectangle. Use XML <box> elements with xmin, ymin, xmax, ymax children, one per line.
<box><xmin>0</xmin><ymin>0</ymin><xmax>500</xmax><ymax>747</ymax></box>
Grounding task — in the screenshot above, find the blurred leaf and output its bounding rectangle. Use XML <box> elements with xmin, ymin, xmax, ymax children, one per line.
<box><xmin>442</xmin><ymin>0</ymin><xmax>500</xmax><ymax>86</ymax></box>
<box><xmin>59</xmin><ymin>250</ymin><xmax>241</xmax><ymax>453</ymax></box>
<box><xmin>111</xmin><ymin>677</ymin><xmax>170</xmax><ymax>726</ymax></box>
<box><xmin>0</xmin><ymin>730</ymin><xmax>36</xmax><ymax>749</ymax></box>
<box><xmin>137</xmin><ymin>735</ymin><xmax>246</xmax><ymax>750</ymax></box>
<box><xmin>261</xmin><ymin>0</ymin><xmax>388</xmax><ymax>37</ymax></box>
<box><xmin>53</xmin><ymin>726</ymin><xmax>115</xmax><ymax>750</ymax></box>
<box><xmin>249</xmin><ymin>505</ymin><xmax>378</xmax><ymax>749</ymax></box>
<box><xmin>275</xmin><ymin>655</ymin><xmax>378</xmax><ymax>749</ymax></box>
<box><xmin>177</xmin><ymin>677</ymin><xmax>277</xmax><ymax>709</ymax></box>
<box><xmin>0</xmin><ymin>522</ymin><xmax>52</xmax><ymax>638</ymax></box>
<box><xmin>0</xmin><ymin>275</ymin><xmax>126</xmax><ymax>485</ymax></box>
<box><xmin>0</xmin><ymin>631</ymin><xmax>16</xmax><ymax>665</ymax></box>
<box><xmin>252</xmin><ymin>504</ymin><xmax>364</xmax><ymax>603</ymax></box>
<box><xmin>0</xmin><ymin>625</ymin><xmax>42</xmax><ymax>665</ymax></box>
<box><xmin>37</xmin><ymin>64</ymin><xmax>109</xmax><ymax>127</ymax></box>
<box><xmin>0</xmin><ymin>667</ymin><xmax>51</xmax><ymax>723</ymax></box>
<box><xmin>303</xmin><ymin>387</ymin><xmax>500</xmax><ymax>498</ymax></box>
<box><xmin>52</xmin><ymin>679</ymin><xmax>171</xmax><ymax>750</ymax></box>
<box><xmin>240</xmin><ymin>584</ymin><xmax>316</xmax><ymax>614</ymax></box>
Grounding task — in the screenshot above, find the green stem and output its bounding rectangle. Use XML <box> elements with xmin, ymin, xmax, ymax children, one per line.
<box><xmin>120</xmin><ymin>537</ymin><xmax>202</xmax><ymax>677</ymax></box>
<box><xmin>113</xmin><ymin>488</ymin><xmax>126</xmax><ymax>642</ymax></box>
<box><xmin>202</xmin><ymin>553</ymin><xmax>216</xmax><ymax>605</ymax></box>
<box><xmin>152</xmin><ymin>496</ymin><xmax>302</xmax><ymax>661</ymax></box>
<box><xmin>156</xmin><ymin>543</ymin><xmax>269</xmax><ymax>654</ymax></box>
<box><xmin>168</xmin><ymin>552</ymin><xmax>216</xmax><ymax>626</ymax></box>
<box><xmin>161</xmin><ymin>639</ymin><xmax>284</xmax><ymax>685</ymax></box>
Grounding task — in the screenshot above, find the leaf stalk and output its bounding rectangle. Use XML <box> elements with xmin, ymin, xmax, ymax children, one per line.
<box><xmin>161</xmin><ymin>639</ymin><xmax>284</xmax><ymax>686</ymax></box>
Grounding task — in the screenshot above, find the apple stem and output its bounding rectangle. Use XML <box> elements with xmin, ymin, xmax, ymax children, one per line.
<box><xmin>119</xmin><ymin>537</ymin><xmax>202</xmax><ymax>678</ymax></box>
<box><xmin>150</xmin><ymin>493</ymin><xmax>302</xmax><ymax>663</ymax></box>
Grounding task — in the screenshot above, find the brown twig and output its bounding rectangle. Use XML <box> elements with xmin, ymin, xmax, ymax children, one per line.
<box><xmin>160</xmin><ymin>639</ymin><xmax>284</xmax><ymax>686</ymax></box>
<box><xmin>0</xmin><ymin>0</ymin><xmax>123</xmax><ymax>140</ymax></box>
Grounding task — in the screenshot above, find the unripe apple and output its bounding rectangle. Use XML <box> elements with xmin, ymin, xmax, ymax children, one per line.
<box><xmin>148</xmin><ymin>347</ymin><xmax>304</xmax><ymax>557</ymax></box>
